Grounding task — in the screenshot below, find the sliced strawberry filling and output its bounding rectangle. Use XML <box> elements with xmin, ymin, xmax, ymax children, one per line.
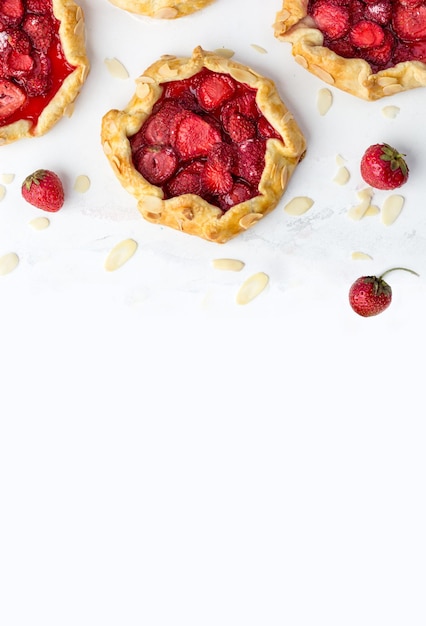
<box><xmin>129</xmin><ymin>68</ymin><xmax>284</xmax><ymax>212</ymax></box>
<box><xmin>308</xmin><ymin>0</ymin><xmax>426</xmax><ymax>71</ymax></box>
<box><xmin>0</xmin><ymin>0</ymin><xmax>76</xmax><ymax>128</ymax></box>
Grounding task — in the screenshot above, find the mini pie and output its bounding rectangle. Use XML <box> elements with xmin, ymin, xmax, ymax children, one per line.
<box><xmin>0</xmin><ymin>0</ymin><xmax>89</xmax><ymax>146</ymax></box>
<box><xmin>274</xmin><ymin>0</ymin><xmax>426</xmax><ymax>100</ymax></box>
<box><xmin>108</xmin><ymin>0</ymin><xmax>215</xmax><ymax>19</ymax></box>
<box><xmin>101</xmin><ymin>46</ymin><xmax>306</xmax><ymax>244</ymax></box>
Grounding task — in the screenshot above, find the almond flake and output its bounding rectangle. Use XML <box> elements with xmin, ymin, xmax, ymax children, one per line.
<box><xmin>236</xmin><ymin>272</ymin><xmax>269</xmax><ymax>305</ymax></box>
<box><xmin>140</xmin><ymin>195</ymin><xmax>163</xmax><ymax>214</ymax></box>
<box><xmin>239</xmin><ymin>213</ymin><xmax>263</xmax><ymax>229</ymax></box>
<box><xmin>311</xmin><ymin>65</ymin><xmax>334</xmax><ymax>84</ymax></box>
<box><xmin>317</xmin><ymin>88</ymin><xmax>333</xmax><ymax>115</ymax></box>
<box><xmin>377</xmin><ymin>76</ymin><xmax>397</xmax><ymax>86</ymax></box>
<box><xmin>251</xmin><ymin>44</ymin><xmax>267</xmax><ymax>54</ymax></box>
<box><xmin>212</xmin><ymin>258</ymin><xmax>245</xmax><ymax>272</ymax></box>
<box><xmin>294</xmin><ymin>54</ymin><xmax>308</xmax><ymax>69</ymax></box>
<box><xmin>0</xmin><ymin>252</ymin><xmax>19</xmax><ymax>276</ymax></box>
<box><xmin>105</xmin><ymin>57</ymin><xmax>129</xmax><ymax>80</ymax></box>
<box><xmin>381</xmin><ymin>194</ymin><xmax>404</xmax><ymax>225</ymax></box>
<box><xmin>284</xmin><ymin>196</ymin><xmax>314</xmax><ymax>216</ymax></box>
<box><xmin>382</xmin><ymin>84</ymin><xmax>403</xmax><ymax>96</ymax></box>
<box><xmin>29</xmin><ymin>217</ymin><xmax>50</xmax><ymax>230</ymax></box>
<box><xmin>104</xmin><ymin>238</ymin><xmax>138</xmax><ymax>272</ymax></box>
<box><xmin>136</xmin><ymin>82</ymin><xmax>150</xmax><ymax>99</ymax></box>
<box><xmin>0</xmin><ymin>185</ymin><xmax>5</xmax><ymax>202</ymax></box>
<box><xmin>381</xmin><ymin>105</ymin><xmax>400</xmax><ymax>119</ymax></box>
<box><xmin>0</xmin><ymin>173</ymin><xmax>14</xmax><ymax>184</ymax></box>
<box><xmin>351</xmin><ymin>251</ymin><xmax>373</xmax><ymax>261</ymax></box>
<box><xmin>357</xmin><ymin>187</ymin><xmax>374</xmax><ymax>202</ymax></box>
<box><xmin>214</xmin><ymin>48</ymin><xmax>235</xmax><ymax>58</ymax></box>
<box><xmin>229</xmin><ymin>68</ymin><xmax>256</xmax><ymax>85</ymax></box>
<box><xmin>335</xmin><ymin>154</ymin><xmax>346</xmax><ymax>166</ymax></box>
<box><xmin>364</xmin><ymin>204</ymin><xmax>380</xmax><ymax>217</ymax></box>
<box><xmin>348</xmin><ymin>198</ymin><xmax>371</xmax><ymax>220</ymax></box>
<box><xmin>74</xmin><ymin>175</ymin><xmax>91</xmax><ymax>193</ymax></box>
<box><xmin>333</xmin><ymin>166</ymin><xmax>350</xmax><ymax>185</ymax></box>
<box><xmin>153</xmin><ymin>7</ymin><xmax>178</xmax><ymax>18</ymax></box>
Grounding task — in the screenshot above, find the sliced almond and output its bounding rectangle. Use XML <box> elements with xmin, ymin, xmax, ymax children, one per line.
<box><xmin>74</xmin><ymin>175</ymin><xmax>91</xmax><ymax>193</ymax></box>
<box><xmin>317</xmin><ymin>88</ymin><xmax>333</xmax><ymax>115</ymax></box>
<box><xmin>140</xmin><ymin>195</ymin><xmax>163</xmax><ymax>214</ymax></box>
<box><xmin>294</xmin><ymin>54</ymin><xmax>308</xmax><ymax>69</ymax></box>
<box><xmin>0</xmin><ymin>173</ymin><xmax>14</xmax><ymax>184</ymax></box>
<box><xmin>284</xmin><ymin>196</ymin><xmax>314</xmax><ymax>216</ymax></box>
<box><xmin>0</xmin><ymin>252</ymin><xmax>19</xmax><ymax>276</ymax></box>
<box><xmin>29</xmin><ymin>217</ymin><xmax>50</xmax><ymax>230</ymax></box>
<box><xmin>382</xmin><ymin>84</ymin><xmax>403</xmax><ymax>96</ymax></box>
<box><xmin>136</xmin><ymin>82</ymin><xmax>150</xmax><ymax>99</ymax></box>
<box><xmin>377</xmin><ymin>76</ymin><xmax>398</xmax><ymax>86</ymax></box>
<box><xmin>381</xmin><ymin>105</ymin><xmax>400</xmax><ymax>119</ymax></box>
<box><xmin>381</xmin><ymin>194</ymin><xmax>404</xmax><ymax>225</ymax></box>
<box><xmin>335</xmin><ymin>154</ymin><xmax>346</xmax><ymax>167</ymax></box>
<box><xmin>212</xmin><ymin>258</ymin><xmax>245</xmax><ymax>272</ymax></box>
<box><xmin>228</xmin><ymin>67</ymin><xmax>257</xmax><ymax>85</ymax></box>
<box><xmin>104</xmin><ymin>238</ymin><xmax>138</xmax><ymax>272</ymax></box>
<box><xmin>0</xmin><ymin>185</ymin><xmax>5</xmax><ymax>202</ymax></box>
<box><xmin>213</xmin><ymin>48</ymin><xmax>235</xmax><ymax>58</ymax></box>
<box><xmin>364</xmin><ymin>204</ymin><xmax>380</xmax><ymax>217</ymax></box>
<box><xmin>251</xmin><ymin>44</ymin><xmax>267</xmax><ymax>54</ymax></box>
<box><xmin>348</xmin><ymin>197</ymin><xmax>371</xmax><ymax>220</ymax></box>
<box><xmin>333</xmin><ymin>166</ymin><xmax>350</xmax><ymax>185</ymax></box>
<box><xmin>352</xmin><ymin>251</ymin><xmax>373</xmax><ymax>261</ymax></box>
<box><xmin>153</xmin><ymin>7</ymin><xmax>178</xmax><ymax>18</ymax></box>
<box><xmin>311</xmin><ymin>65</ymin><xmax>334</xmax><ymax>84</ymax></box>
<box><xmin>239</xmin><ymin>213</ymin><xmax>263</xmax><ymax>229</ymax></box>
<box><xmin>236</xmin><ymin>272</ymin><xmax>269</xmax><ymax>305</ymax></box>
<box><xmin>105</xmin><ymin>57</ymin><xmax>129</xmax><ymax>80</ymax></box>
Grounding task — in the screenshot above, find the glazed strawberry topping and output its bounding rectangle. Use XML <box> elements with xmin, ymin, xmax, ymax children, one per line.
<box><xmin>308</xmin><ymin>0</ymin><xmax>426</xmax><ymax>71</ymax></box>
<box><xmin>129</xmin><ymin>68</ymin><xmax>283</xmax><ymax>212</ymax></box>
<box><xmin>0</xmin><ymin>0</ymin><xmax>75</xmax><ymax>128</ymax></box>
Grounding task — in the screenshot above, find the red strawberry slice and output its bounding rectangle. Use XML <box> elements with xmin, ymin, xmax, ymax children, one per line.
<box><xmin>219</xmin><ymin>181</ymin><xmax>255</xmax><ymax>211</ymax></box>
<box><xmin>166</xmin><ymin>161</ymin><xmax>205</xmax><ymax>197</ymax></box>
<box><xmin>393</xmin><ymin>4</ymin><xmax>426</xmax><ymax>42</ymax></box>
<box><xmin>0</xmin><ymin>0</ymin><xmax>24</xmax><ymax>26</ymax></box>
<box><xmin>201</xmin><ymin>160</ymin><xmax>233</xmax><ymax>195</ymax></box>
<box><xmin>349</xmin><ymin>20</ymin><xmax>385</xmax><ymax>48</ymax></box>
<box><xmin>226</xmin><ymin>111</ymin><xmax>256</xmax><ymax>143</ymax></box>
<box><xmin>0</xmin><ymin>77</ymin><xmax>26</xmax><ymax>119</ymax></box>
<box><xmin>364</xmin><ymin>29</ymin><xmax>395</xmax><ymax>65</ymax></box>
<box><xmin>141</xmin><ymin>101</ymin><xmax>183</xmax><ymax>146</ymax></box>
<box><xmin>21</xmin><ymin>50</ymin><xmax>51</xmax><ymax>96</ymax></box>
<box><xmin>133</xmin><ymin>145</ymin><xmax>178</xmax><ymax>185</ymax></box>
<box><xmin>196</xmin><ymin>70</ymin><xmax>236</xmax><ymax>111</ymax></box>
<box><xmin>25</xmin><ymin>0</ymin><xmax>52</xmax><ymax>14</ymax></box>
<box><xmin>233</xmin><ymin>138</ymin><xmax>266</xmax><ymax>187</ymax></box>
<box><xmin>7</xmin><ymin>50</ymin><xmax>33</xmax><ymax>74</ymax></box>
<box><xmin>6</xmin><ymin>29</ymin><xmax>31</xmax><ymax>54</ymax></box>
<box><xmin>394</xmin><ymin>39</ymin><xmax>426</xmax><ymax>63</ymax></box>
<box><xmin>209</xmin><ymin>141</ymin><xmax>235</xmax><ymax>170</ymax></box>
<box><xmin>311</xmin><ymin>0</ymin><xmax>351</xmax><ymax>39</ymax></box>
<box><xmin>22</xmin><ymin>13</ymin><xmax>54</xmax><ymax>52</ymax></box>
<box><xmin>172</xmin><ymin>110</ymin><xmax>222</xmax><ymax>160</ymax></box>
<box><xmin>257</xmin><ymin>116</ymin><xmax>281</xmax><ymax>140</ymax></box>
<box><xmin>364</xmin><ymin>0</ymin><xmax>392</xmax><ymax>25</ymax></box>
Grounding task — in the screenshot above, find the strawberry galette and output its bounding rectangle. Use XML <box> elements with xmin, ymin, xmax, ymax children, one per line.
<box><xmin>101</xmin><ymin>47</ymin><xmax>306</xmax><ymax>243</ymax></box>
<box><xmin>108</xmin><ymin>0</ymin><xmax>215</xmax><ymax>19</ymax></box>
<box><xmin>0</xmin><ymin>0</ymin><xmax>89</xmax><ymax>145</ymax></box>
<box><xmin>274</xmin><ymin>0</ymin><xmax>426</xmax><ymax>100</ymax></box>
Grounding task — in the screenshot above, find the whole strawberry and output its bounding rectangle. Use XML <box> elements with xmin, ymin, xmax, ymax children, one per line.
<box><xmin>360</xmin><ymin>143</ymin><xmax>409</xmax><ymax>190</ymax></box>
<box><xmin>349</xmin><ymin>267</ymin><xmax>419</xmax><ymax>317</ymax></box>
<box><xmin>21</xmin><ymin>169</ymin><xmax>64</xmax><ymax>212</ymax></box>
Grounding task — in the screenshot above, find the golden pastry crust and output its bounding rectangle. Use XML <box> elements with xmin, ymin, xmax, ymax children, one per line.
<box><xmin>101</xmin><ymin>46</ymin><xmax>307</xmax><ymax>244</ymax></box>
<box><xmin>0</xmin><ymin>0</ymin><xmax>90</xmax><ymax>146</ymax></box>
<box><xmin>274</xmin><ymin>0</ymin><xmax>426</xmax><ymax>100</ymax></box>
<box><xmin>108</xmin><ymin>0</ymin><xmax>215</xmax><ymax>19</ymax></box>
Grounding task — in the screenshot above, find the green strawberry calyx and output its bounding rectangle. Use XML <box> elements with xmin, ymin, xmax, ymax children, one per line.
<box><xmin>23</xmin><ymin>169</ymin><xmax>49</xmax><ymax>190</ymax></box>
<box><xmin>379</xmin><ymin>144</ymin><xmax>408</xmax><ymax>175</ymax></box>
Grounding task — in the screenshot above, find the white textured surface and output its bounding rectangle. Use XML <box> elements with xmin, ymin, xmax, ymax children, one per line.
<box><xmin>1</xmin><ymin>2</ymin><xmax>425</xmax><ymax>625</ymax></box>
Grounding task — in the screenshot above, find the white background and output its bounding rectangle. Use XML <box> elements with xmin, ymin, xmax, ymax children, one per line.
<box><xmin>1</xmin><ymin>1</ymin><xmax>425</xmax><ymax>625</ymax></box>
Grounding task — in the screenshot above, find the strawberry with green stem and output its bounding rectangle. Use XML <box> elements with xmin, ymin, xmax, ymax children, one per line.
<box><xmin>349</xmin><ymin>267</ymin><xmax>419</xmax><ymax>317</ymax></box>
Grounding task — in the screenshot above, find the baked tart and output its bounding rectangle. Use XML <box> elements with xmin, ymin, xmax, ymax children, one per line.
<box><xmin>0</xmin><ymin>0</ymin><xmax>89</xmax><ymax>145</ymax></box>
<box><xmin>108</xmin><ymin>0</ymin><xmax>215</xmax><ymax>19</ymax></box>
<box><xmin>274</xmin><ymin>0</ymin><xmax>426</xmax><ymax>100</ymax></box>
<box><xmin>101</xmin><ymin>46</ymin><xmax>306</xmax><ymax>244</ymax></box>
